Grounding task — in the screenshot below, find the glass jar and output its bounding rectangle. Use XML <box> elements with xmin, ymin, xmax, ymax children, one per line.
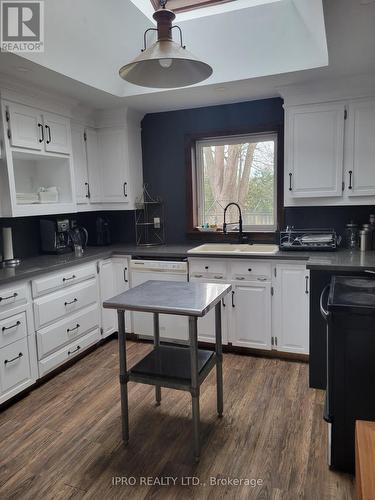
<box><xmin>345</xmin><ymin>223</ymin><xmax>359</xmax><ymax>249</ymax></box>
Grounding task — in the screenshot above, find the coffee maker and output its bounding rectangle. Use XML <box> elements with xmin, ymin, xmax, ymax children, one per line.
<box><xmin>40</xmin><ymin>218</ymin><xmax>73</xmax><ymax>254</ymax></box>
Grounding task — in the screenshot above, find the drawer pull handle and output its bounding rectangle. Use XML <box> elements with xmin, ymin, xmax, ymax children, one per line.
<box><xmin>68</xmin><ymin>346</ymin><xmax>80</xmax><ymax>355</ymax></box>
<box><xmin>67</xmin><ymin>323</ymin><xmax>80</xmax><ymax>333</ymax></box>
<box><xmin>63</xmin><ymin>275</ymin><xmax>76</xmax><ymax>282</ymax></box>
<box><xmin>64</xmin><ymin>298</ymin><xmax>78</xmax><ymax>306</ymax></box>
<box><xmin>348</xmin><ymin>170</ymin><xmax>353</xmax><ymax>190</ymax></box>
<box><xmin>236</xmin><ymin>277</ymin><xmax>245</xmax><ymax>281</ymax></box>
<box><xmin>231</xmin><ymin>291</ymin><xmax>235</xmax><ymax>307</ymax></box>
<box><xmin>0</xmin><ymin>292</ymin><xmax>18</xmax><ymax>302</ymax></box>
<box><xmin>214</xmin><ymin>275</ymin><xmax>223</xmax><ymax>279</ymax></box>
<box><xmin>38</xmin><ymin>123</ymin><xmax>44</xmax><ymax>143</ymax></box>
<box><xmin>222</xmin><ymin>298</ymin><xmax>226</xmax><ymax>307</ymax></box>
<box><xmin>305</xmin><ymin>276</ymin><xmax>309</xmax><ymax>294</ymax></box>
<box><xmin>257</xmin><ymin>277</ymin><xmax>267</xmax><ymax>281</ymax></box>
<box><xmin>124</xmin><ymin>267</ymin><xmax>128</xmax><ymax>283</ymax></box>
<box><xmin>4</xmin><ymin>352</ymin><xmax>23</xmax><ymax>365</ymax></box>
<box><xmin>2</xmin><ymin>320</ymin><xmax>21</xmax><ymax>332</ymax></box>
<box><xmin>194</xmin><ymin>274</ymin><xmax>203</xmax><ymax>278</ymax></box>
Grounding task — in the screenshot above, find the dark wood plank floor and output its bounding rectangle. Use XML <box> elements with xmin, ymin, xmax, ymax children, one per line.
<box><xmin>0</xmin><ymin>339</ymin><xmax>355</xmax><ymax>500</ymax></box>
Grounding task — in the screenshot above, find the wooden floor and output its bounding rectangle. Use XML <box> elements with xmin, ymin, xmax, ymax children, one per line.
<box><xmin>0</xmin><ymin>339</ymin><xmax>355</xmax><ymax>500</ymax></box>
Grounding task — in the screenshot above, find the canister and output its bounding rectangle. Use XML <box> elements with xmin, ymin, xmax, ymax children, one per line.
<box><xmin>359</xmin><ymin>229</ymin><xmax>372</xmax><ymax>252</ymax></box>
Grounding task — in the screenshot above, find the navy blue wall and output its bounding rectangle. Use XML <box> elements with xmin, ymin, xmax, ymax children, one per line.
<box><xmin>141</xmin><ymin>97</ymin><xmax>284</xmax><ymax>243</ymax></box>
<box><xmin>142</xmin><ymin>97</ymin><xmax>375</xmax><ymax>244</ymax></box>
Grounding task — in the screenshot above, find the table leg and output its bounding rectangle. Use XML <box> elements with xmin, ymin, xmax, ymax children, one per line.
<box><xmin>117</xmin><ymin>310</ymin><xmax>129</xmax><ymax>444</ymax></box>
<box><xmin>215</xmin><ymin>302</ymin><xmax>223</xmax><ymax>417</ymax></box>
<box><xmin>153</xmin><ymin>313</ymin><xmax>161</xmax><ymax>406</ymax></box>
<box><xmin>189</xmin><ymin>316</ymin><xmax>200</xmax><ymax>462</ymax></box>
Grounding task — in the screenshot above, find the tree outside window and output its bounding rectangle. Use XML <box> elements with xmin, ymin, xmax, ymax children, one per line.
<box><xmin>196</xmin><ymin>133</ymin><xmax>277</xmax><ymax>231</ymax></box>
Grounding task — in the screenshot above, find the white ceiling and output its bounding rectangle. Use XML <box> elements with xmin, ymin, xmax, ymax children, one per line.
<box><xmin>0</xmin><ymin>0</ymin><xmax>374</xmax><ymax>113</ymax></box>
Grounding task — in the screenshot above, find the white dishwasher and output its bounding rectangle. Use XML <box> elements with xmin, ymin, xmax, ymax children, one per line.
<box><xmin>130</xmin><ymin>259</ymin><xmax>189</xmax><ymax>342</ymax></box>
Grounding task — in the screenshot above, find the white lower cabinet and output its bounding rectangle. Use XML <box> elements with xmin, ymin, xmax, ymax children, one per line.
<box><xmin>38</xmin><ymin>328</ymin><xmax>100</xmax><ymax>377</ymax></box>
<box><xmin>0</xmin><ymin>281</ymin><xmax>37</xmax><ymax>404</ymax></box>
<box><xmin>0</xmin><ymin>336</ymin><xmax>38</xmax><ymax>403</ymax></box>
<box><xmin>189</xmin><ymin>276</ymin><xmax>228</xmax><ymax>344</ymax></box>
<box><xmin>272</xmin><ymin>264</ymin><xmax>310</xmax><ymax>354</ymax></box>
<box><xmin>188</xmin><ymin>257</ymin><xmax>309</xmax><ymax>355</ymax></box>
<box><xmin>98</xmin><ymin>256</ymin><xmax>131</xmax><ymax>338</ymax></box>
<box><xmin>230</xmin><ymin>281</ymin><xmax>272</xmax><ymax>350</ymax></box>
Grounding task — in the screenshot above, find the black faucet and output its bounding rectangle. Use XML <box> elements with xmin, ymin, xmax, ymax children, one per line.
<box><xmin>223</xmin><ymin>202</ymin><xmax>244</xmax><ymax>243</ymax></box>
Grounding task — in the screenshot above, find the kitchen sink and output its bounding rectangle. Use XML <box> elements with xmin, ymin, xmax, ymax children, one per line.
<box><xmin>187</xmin><ymin>243</ymin><xmax>279</xmax><ymax>255</ymax></box>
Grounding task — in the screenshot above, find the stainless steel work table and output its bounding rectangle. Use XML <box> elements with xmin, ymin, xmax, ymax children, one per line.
<box><xmin>103</xmin><ymin>280</ymin><xmax>232</xmax><ymax>462</ymax></box>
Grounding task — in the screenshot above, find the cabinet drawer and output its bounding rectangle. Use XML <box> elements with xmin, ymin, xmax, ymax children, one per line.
<box><xmin>189</xmin><ymin>259</ymin><xmax>227</xmax><ymax>279</ymax></box>
<box><xmin>37</xmin><ymin>304</ymin><xmax>99</xmax><ymax>359</ymax></box>
<box><xmin>32</xmin><ymin>263</ymin><xmax>97</xmax><ymax>297</ymax></box>
<box><xmin>0</xmin><ymin>337</ymin><xmax>33</xmax><ymax>394</ymax></box>
<box><xmin>38</xmin><ymin>328</ymin><xmax>100</xmax><ymax>377</ymax></box>
<box><xmin>34</xmin><ymin>278</ymin><xmax>98</xmax><ymax>329</ymax></box>
<box><xmin>229</xmin><ymin>261</ymin><xmax>271</xmax><ymax>281</ymax></box>
<box><xmin>0</xmin><ymin>312</ymin><xmax>27</xmax><ymax>348</ymax></box>
<box><xmin>0</xmin><ymin>284</ymin><xmax>28</xmax><ymax>311</ymax></box>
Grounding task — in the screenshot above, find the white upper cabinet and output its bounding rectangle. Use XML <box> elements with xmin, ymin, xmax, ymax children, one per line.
<box><xmin>98</xmin><ymin>127</ymin><xmax>129</xmax><ymax>204</ymax></box>
<box><xmin>6</xmin><ymin>102</ymin><xmax>43</xmax><ymax>151</ymax></box>
<box><xmin>272</xmin><ymin>264</ymin><xmax>309</xmax><ymax>354</ymax></box>
<box><xmin>285</xmin><ymin>102</ymin><xmax>345</xmax><ymax>199</ymax></box>
<box><xmin>5</xmin><ymin>102</ymin><xmax>71</xmax><ymax>155</ymax></box>
<box><xmin>71</xmin><ymin>123</ymin><xmax>89</xmax><ymax>204</ymax></box>
<box><xmin>85</xmin><ymin>128</ymin><xmax>102</xmax><ymax>203</ymax></box>
<box><xmin>345</xmin><ymin>99</ymin><xmax>375</xmax><ymax>197</ymax></box>
<box><xmin>43</xmin><ymin>112</ymin><xmax>71</xmax><ymax>155</ymax></box>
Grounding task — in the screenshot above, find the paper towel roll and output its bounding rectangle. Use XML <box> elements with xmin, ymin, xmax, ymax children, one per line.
<box><xmin>2</xmin><ymin>227</ymin><xmax>14</xmax><ymax>261</ymax></box>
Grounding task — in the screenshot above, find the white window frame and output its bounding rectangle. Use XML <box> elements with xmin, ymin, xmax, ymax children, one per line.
<box><xmin>195</xmin><ymin>132</ymin><xmax>278</xmax><ymax>232</ymax></box>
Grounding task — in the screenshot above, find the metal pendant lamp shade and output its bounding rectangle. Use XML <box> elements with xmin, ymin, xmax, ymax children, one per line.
<box><xmin>119</xmin><ymin>7</ymin><xmax>213</xmax><ymax>88</ymax></box>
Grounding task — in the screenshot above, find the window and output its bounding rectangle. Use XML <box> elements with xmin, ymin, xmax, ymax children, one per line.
<box><xmin>194</xmin><ymin>133</ymin><xmax>277</xmax><ymax>232</ymax></box>
<box><xmin>150</xmin><ymin>0</ymin><xmax>235</xmax><ymax>13</ymax></box>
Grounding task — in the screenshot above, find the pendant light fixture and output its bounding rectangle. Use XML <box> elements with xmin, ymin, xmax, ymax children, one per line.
<box><xmin>119</xmin><ymin>0</ymin><xmax>213</xmax><ymax>88</ymax></box>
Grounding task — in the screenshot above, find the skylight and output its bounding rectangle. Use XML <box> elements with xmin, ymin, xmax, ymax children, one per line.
<box><xmin>150</xmin><ymin>1</ymin><xmax>235</xmax><ymax>14</ymax></box>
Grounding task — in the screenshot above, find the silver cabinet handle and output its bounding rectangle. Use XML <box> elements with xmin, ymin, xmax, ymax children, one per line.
<box><xmin>257</xmin><ymin>277</ymin><xmax>267</xmax><ymax>282</ymax></box>
<box><xmin>85</xmin><ymin>182</ymin><xmax>91</xmax><ymax>199</ymax></box>
<box><xmin>194</xmin><ymin>274</ymin><xmax>203</xmax><ymax>278</ymax></box>
<box><xmin>45</xmin><ymin>125</ymin><xmax>51</xmax><ymax>144</ymax></box>
<box><xmin>305</xmin><ymin>276</ymin><xmax>309</xmax><ymax>294</ymax></box>
<box><xmin>123</xmin><ymin>182</ymin><xmax>128</xmax><ymax>197</ymax></box>
<box><xmin>2</xmin><ymin>320</ymin><xmax>21</xmax><ymax>332</ymax></box>
<box><xmin>231</xmin><ymin>291</ymin><xmax>235</xmax><ymax>307</ymax></box>
<box><xmin>289</xmin><ymin>172</ymin><xmax>292</xmax><ymax>191</ymax></box>
<box><xmin>124</xmin><ymin>266</ymin><xmax>128</xmax><ymax>283</ymax></box>
<box><xmin>0</xmin><ymin>292</ymin><xmax>18</xmax><ymax>302</ymax></box>
<box><xmin>214</xmin><ymin>275</ymin><xmax>223</xmax><ymax>279</ymax></box>
<box><xmin>236</xmin><ymin>276</ymin><xmax>245</xmax><ymax>281</ymax></box>
<box><xmin>4</xmin><ymin>352</ymin><xmax>23</xmax><ymax>365</ymax></box>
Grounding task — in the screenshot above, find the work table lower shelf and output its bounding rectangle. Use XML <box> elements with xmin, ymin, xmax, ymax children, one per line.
<box><xmin>129</xmin><ymin>344</ymin><xmax>216</xmax><ymax>391</ymax></box>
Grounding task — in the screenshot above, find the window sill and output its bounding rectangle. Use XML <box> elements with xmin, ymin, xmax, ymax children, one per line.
<box><xmin>186</xmin><ymin>230</ymin><xmax>278</xmax><ymax>243</ymax></box>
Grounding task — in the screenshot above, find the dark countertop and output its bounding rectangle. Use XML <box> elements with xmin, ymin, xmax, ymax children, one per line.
<box><xmin>1</xmin><ymin>243</ymin><xmax>374</xmax><ymax>286</ymax></box>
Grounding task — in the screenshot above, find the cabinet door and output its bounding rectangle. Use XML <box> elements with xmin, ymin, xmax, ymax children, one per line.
<box><xmin>98</xmin><ymin>127</ymin><xmax>129</xmax><ymax>203</ymax></box>
<box><xmin>71</xmin><ymin>123</ymin><xmax>89</xmax><ymax>204</ymax></box>
<box><xmin>86</xmin><ymin>128</ymin><xmax>102</xmax><ymax>202</ymax></box>
<box><xmin>230</xmin><ymin>281</ymin><xmax>271</xmax><ymax>350</ymax></box>
<box><xmin>98</xmin><ymin>259</ymin><xmax>116</xmax><ymax>338</ymax></box>
<box><xmin>43</xmin><ymin>112</ymin><xmax>71</xmax><ymax>155</ymax></box>
<box><xmin>7</xmin><ymin>102</ymin><xmax>43</xmax><ymax>151</ymax></box>
<box><xmin>273</xmin><ymin>265</ymin><xmax>309</xmax><ymax>354</ymax></box>
<box><xmin>346</xmin><ymin>100</ymin><xmax>375</xmax><ymax>197</ymax></box>
<box><xmin>286</xmin><ymin>103</ymin><xmax>345</xmax><ymax>198</ymax></box>
<box><xmin>189</xmin><ymin>276</ymin><xmax>228</xmax><ymax>344</ymax></box>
